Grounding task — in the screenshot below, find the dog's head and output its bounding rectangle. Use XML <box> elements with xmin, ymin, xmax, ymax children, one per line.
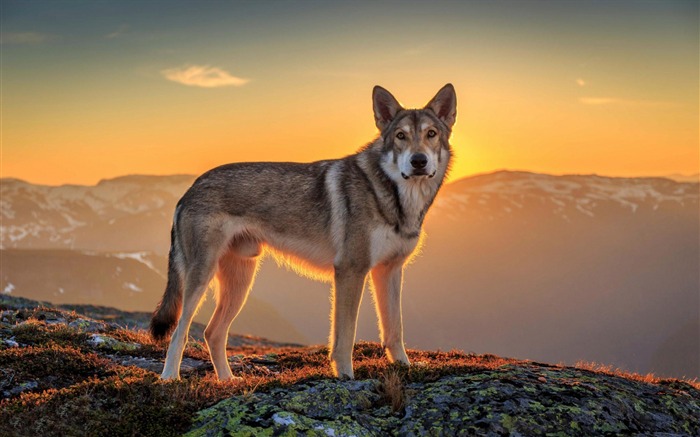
<box><xmin>373</xmin><ymin>84</ymin><xmax>456</xmax><ymax>181</ymax></box>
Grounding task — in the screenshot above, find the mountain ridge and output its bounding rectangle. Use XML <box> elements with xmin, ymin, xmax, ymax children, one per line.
<box><xmin>3</xmin><ymin>168</ymin><xmax>698</xmax><ymax>187</ymax></box>
<box><xmin>1</xmin><ymin>170</ymin><xmax>697</xmax><ymax>379</ymax></box>
<box><xmin>3</xmin><ymin>170</ymin><xmax>696</xmax><ymax>252</ymax></box>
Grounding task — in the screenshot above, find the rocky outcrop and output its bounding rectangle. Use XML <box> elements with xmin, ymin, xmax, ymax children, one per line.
<box><xmin>1</xmin><ymin>294</ymin><xmax>698</xmax><ymax>436</ymax></box>
<box><xmin>187</xmin><ymin>365</ymin><xmax>699</xmax><ymax>436</ymax></box>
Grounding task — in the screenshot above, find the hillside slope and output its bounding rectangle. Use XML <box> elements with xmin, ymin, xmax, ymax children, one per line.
<box><xmin>2</xmin><ymin>171</ymin><xmax>698</xmax><ymax>378</ymax></box>
<box><xmin>1</xmin><ymin>295</ymin><xmax>698</xmax><ymax>436</ymax></box>
<box><xmin>0</xmin><ymin>249</ymin><xmax>307</xmax><ymax>344</ymax></box>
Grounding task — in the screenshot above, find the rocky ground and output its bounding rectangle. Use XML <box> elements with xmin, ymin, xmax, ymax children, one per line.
<box><xmin>1</xmin><ymin>294</ymin><xmax>698</xmax><ymax>436</ymax></box>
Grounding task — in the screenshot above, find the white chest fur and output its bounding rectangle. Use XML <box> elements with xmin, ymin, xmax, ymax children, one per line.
<box><xmin>369</xmin><ymin>224</ymin><xmax>420</xmax><ymax>266</ymax></box>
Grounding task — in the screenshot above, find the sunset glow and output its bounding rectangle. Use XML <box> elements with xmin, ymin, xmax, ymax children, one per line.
<box><xmin>2</xmin><ymin>1</ymin><xmax>698</xmax><ymax>185</ymax></box>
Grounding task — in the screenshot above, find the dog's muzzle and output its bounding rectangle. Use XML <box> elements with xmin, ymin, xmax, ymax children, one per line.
<box><xmin>402</xmin><ymin>153</ymin><xmax>436</xmax><ymax>179</ymax></box>
<box><xmin>401</xmin><ymin>170</ymin><xmax>437</xmax><ymax>179</ymax></box>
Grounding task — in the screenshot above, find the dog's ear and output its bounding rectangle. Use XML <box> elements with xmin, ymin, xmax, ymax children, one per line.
<box><xmin>373</xmin><ymin>86</ymin><xmax>403</xmax><ymax>132</ymax></box>
<box><xmin>425</xmin><ymin>83</ymin><xmax>457</xmax><ymax>129</ymax></box>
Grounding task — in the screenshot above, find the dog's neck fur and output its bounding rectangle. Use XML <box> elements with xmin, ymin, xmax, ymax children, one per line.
<box><xmin>357</xmin><ymin>138</ymin><xmax>451</xmax><ymax>235</ymax></box>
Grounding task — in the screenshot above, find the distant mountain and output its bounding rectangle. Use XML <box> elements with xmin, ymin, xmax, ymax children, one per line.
<box><xmin>402</xmin><ymin>171</ymin><xmax>699</xmax><ymax>378</ymax></box>
<box><xmin>0</xmin><ymin>175</ymin><xmax>195</xmax><ymax>254</ymax></box>
<box><xmin>664</xmin><ymin>173</ymin><xmax>700</xmax><ymax>183</ymax></box>
<box><xmin>0</xmin><ymin>249</ymin><xmax>306</xmax><ymax>344</ymax></box>
<box><xmin>435</xmin><ymin>170</ymin><xmax>698</xmax><ymax>219</ymax></box>
<box><xmin>254</xmin><ymin>171</ymin><xmax>699</xmax><ymax>378</ymax></box>
<box><xmin>1</xmin><ymin>171</ymin><xmax>697</xmax><ymax>378</ymax></box>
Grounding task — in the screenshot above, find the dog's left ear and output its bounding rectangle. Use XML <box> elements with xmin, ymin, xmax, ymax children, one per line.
<box><xmin>425</xmin><ymin>83</ymin><xmax>457</xmax><ymax>129</ymax></box>
<box><xmin>373</xmin><ymin>86</ymin><xmax>403</xmax><ymax>132</ymax></box>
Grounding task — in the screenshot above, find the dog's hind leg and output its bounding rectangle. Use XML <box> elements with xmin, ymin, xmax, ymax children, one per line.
<box><xmin>161</xmin><ymin>230</ymin><xmax>225</xmax><ymax>380</ymax></box>
<box><xmin>370</xmin><ymin>260</ymin><xmax>410</xmax><ymax>365</ymax></box>
<box><xmin>205</xmin><ymin>242</ymin><xmax>260</xmax><ymax>380</ymax></box>
<box><xmin>161</xmin><ymin>268</ymin><xmax>215</xmax><ymax>379</ymax></box>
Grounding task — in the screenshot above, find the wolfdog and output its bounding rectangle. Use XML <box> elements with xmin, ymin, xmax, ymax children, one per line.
<box><xmin>150</xmin><ymin>84</ymin><xmax>456</xmax><ymax>380</ymax></box>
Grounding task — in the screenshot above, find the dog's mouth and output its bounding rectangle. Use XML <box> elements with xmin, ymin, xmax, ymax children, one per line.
<box><xmin>401</xmin><ymin>170</ymin><xmax>437</xmax><ymax>180</ymax></box>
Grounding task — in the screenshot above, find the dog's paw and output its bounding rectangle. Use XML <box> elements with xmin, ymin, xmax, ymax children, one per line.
<box><xmin>160</xmin><ymin>373</ymin><xmax>181</xmax><ymax>381</ymax></box>
<box><xmin>220</xmin><ymin>375</ymin><xmax>244</xmax><ymax>383</ymax></box>
<box><xmin>331</xmin><ymin>364</ymin><xmax>354</xmax><ymax>380</ymax></box>
<box><xmin>330</xmin><ymin>357</ymin><xmax>354</xmax><ymax>380</ymax></box>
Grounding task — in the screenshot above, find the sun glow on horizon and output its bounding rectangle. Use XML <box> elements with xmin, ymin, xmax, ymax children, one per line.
<box><xmin>1</xmin><ymin>1</ymin><xmax>697</xmax><ymax>186</ymax></box>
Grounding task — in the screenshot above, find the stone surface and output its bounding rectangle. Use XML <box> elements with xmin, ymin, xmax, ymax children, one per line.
<box><xmin>187</xmin><ymin>367</ymin><xmax>700</xmax><ymax>436</ymax></box>
<box><xmin>186</xmin><ymin>379</ymin><xmax>397</xmax><ymax>437</ymax></box>
<box><xmin>68</xmin><ymin>318</ymin><xmax>106</xmax><ymax>333</ymax></box>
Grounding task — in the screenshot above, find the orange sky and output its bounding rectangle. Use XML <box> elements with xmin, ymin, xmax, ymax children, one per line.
<box><xmin>2</xmin><ymin>1</ymin><xmax>698</xmax><ymax>185</ymax></box>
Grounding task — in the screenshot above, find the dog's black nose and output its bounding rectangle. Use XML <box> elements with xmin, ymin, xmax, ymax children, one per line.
<box><xmin>410</xmin><ymin>153</ymin><xmax>428</xmax><ymax>169</ymax></box>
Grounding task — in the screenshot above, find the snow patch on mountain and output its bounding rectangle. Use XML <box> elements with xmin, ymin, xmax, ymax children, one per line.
<box><xmin>111</xmin><ymin>252</ymin><xmax>157</xmax><ymax>272</ymax></box>
<box><xmin>123</xmin><ymin>282</ymin><xmax>143</xmax><ymax>292</ymax></box>
<box><xmin>0</xmin><ymin>175</ymin><xmax>195</xmax><ymax>251</ymax></box>
<box><xmin>434</xmin><ymin>171</ymin><xmax>698</xmax><ymax>220</ymax></box>
<box><xmin>2</xmin><ymin>172</ymin><xmax>698</xmax><ymax>248</ymax></box>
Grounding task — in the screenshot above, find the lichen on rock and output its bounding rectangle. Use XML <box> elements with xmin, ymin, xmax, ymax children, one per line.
<box><xmin>87</xmin><ymin>333</ymin><xmax>140</xmax><ymax>351</ymax></box>
<box><xmin>187</xmin><ymin>379</ymin><xmax>398</xmax><ymax>436</ymax></box>
<box><xmin>187</xmin><ymin>365</ymin><xmax>700</xmax><ymax>436</ymax></box>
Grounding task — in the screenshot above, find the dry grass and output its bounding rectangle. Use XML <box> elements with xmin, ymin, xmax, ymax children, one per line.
<box><xmin>11</xmin><ymin>320</ymin><xmax>91</xmax><ymax>350</ymax></box>
<box><xmin>575</xmin><ymin>360</ymin><xmax>700</xmax><ymax>390</ymax></box>
<box><xmin>378</xmin><ymin>365</ymin><xmax>407</xmax><ymax>412</ymax></box>
<box><xmin>0</xmin><ymin>333</ymin><xmax>520</xmax><ymax>436</ymax></box>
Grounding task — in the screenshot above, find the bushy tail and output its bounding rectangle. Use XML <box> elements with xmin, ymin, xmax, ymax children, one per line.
<box><xmin>150</xmin><ymin>215</ymin><xmax>183</xmax><ymax>342</ymax></box>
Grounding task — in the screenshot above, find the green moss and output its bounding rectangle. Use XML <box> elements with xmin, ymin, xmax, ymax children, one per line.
<box><xmin>528</xmin><ymin>400</ymin><xmax>546</xmax><ymax>411</ymax></box>
<box><xmin>11</xmin><ymin>321</ymin><xmax>90</xmax><ymax>350</ymax></box>
<box><xmin>0</xmin><ymin>345</ymin><xmax>121</xmax><ymax>395</ymax></box>
<box><xmin>501</xmin><ymin>413</ymin><xmax>516</xmax><ymax>431</ymax></box>
<box><xmin>88</xmin><ymin>334</ymin><xmax>140</xmax><ymax>352</ymax></box>
<box><xmin>594</xmin><ymin>420</ymin><xmax>626</xmax><ymax>434</ymax></box>
<box><xmin>184</xmin><ymin>397</ymin><xmax>264</xmax><ymax>436</ymax></box>
<box><xmin>188</xmin><ymin>393</ymin><xmax>375</xmax><ymax>437</ymax></box>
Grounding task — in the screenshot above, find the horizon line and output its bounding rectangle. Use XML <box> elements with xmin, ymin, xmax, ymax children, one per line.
<box><xmin>2</xmin><ymin>168</ymin><xmax>698</xmax><ymax>188</ymax></box>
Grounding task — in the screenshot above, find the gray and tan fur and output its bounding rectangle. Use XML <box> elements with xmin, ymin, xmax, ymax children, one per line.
<box><xmin>150</xmin><ymin>84</ymin><xmax>456</xmax><ymax>380</ymax></box>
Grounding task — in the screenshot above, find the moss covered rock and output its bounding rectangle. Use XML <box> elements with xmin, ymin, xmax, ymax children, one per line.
<box><xmin>399</xmin><ymin>364</ymin><xmax>699</xmax><ymax>436</ymax></box>
<box><xmin>187</xmin><ymin>379</ymin><xmax>399</xmax><ymax>436</ymax></box>
<box><xmin>188</xmin><ymin>365</ymin><xmax>699</xmax><ymax>436</ymax></box>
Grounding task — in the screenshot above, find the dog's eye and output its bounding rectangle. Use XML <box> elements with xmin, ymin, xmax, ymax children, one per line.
<box><xmin>396</xmin><ymin>132</ymin><xmax>406</xmax><ymax>140</ymax></box>
<box><xmin>427</xmin><ymin>130</ymin><xmax>437</xmax><ymax>138</ymax></box>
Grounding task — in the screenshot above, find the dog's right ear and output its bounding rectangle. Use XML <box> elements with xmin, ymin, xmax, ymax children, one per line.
<box><xmin>373</xmin><ymin>86</ymin><xmax>403</xmax><ymax>132</ymax></box>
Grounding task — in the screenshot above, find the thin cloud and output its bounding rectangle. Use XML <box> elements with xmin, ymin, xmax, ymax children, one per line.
<box><xmin>106</xmin><ymin>24</ymin><xmax>129</xmax><ymax>39</ymax></box>
<box><xmin>579</xmin><ymin>97</ymin><xmax>675</xmax><ymax>107</ymax></box>
<box><xmin>1</xmin><ymin>32</ymin><xmax>52</xmax><ymax>45</ymax></box>
<box><xmin>162</xmin><ymin>65</ymin><xmax>249</xmax><ymax>88</ymax></box>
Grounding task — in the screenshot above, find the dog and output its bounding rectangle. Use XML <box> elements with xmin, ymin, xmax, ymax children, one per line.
<box><xmin>150</xmin><ymin>84</ymin><xmax>456</xmax><ymax>380</ymax></box>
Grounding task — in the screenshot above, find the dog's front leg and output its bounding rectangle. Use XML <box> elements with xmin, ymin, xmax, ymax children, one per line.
<box><xmin>371</xmin><ymin>261</ymin><xmax>410</xmax><ymax>365</ymax></box>
<box><xmin>329</xmin><ymin>266</ymin><xmax>367</xmax><ymax>379</ymax></box>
